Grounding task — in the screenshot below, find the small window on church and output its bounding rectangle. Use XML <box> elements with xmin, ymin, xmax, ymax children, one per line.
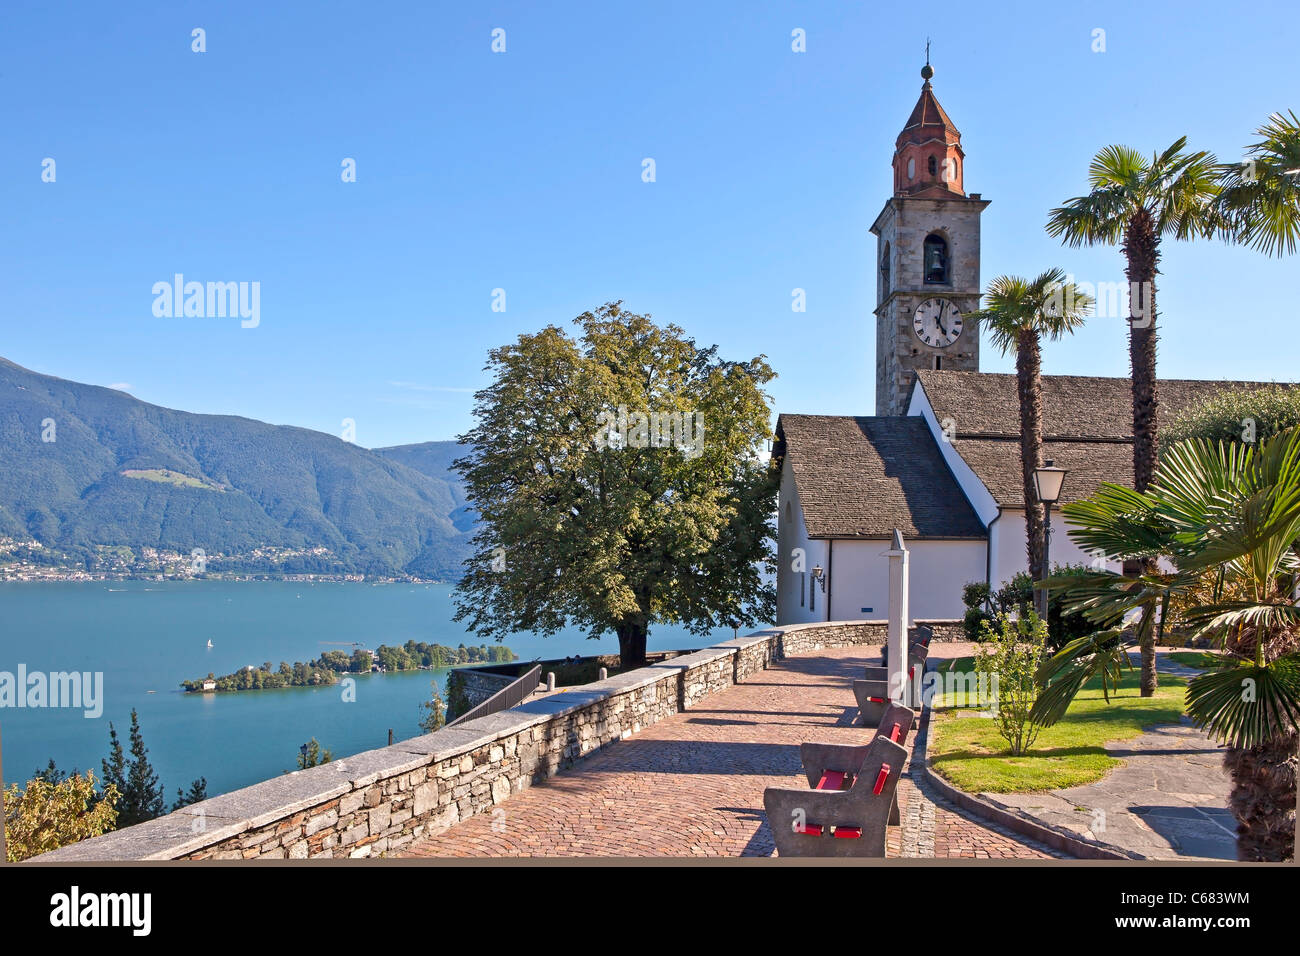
<box><xmin>880</xmin><ymin>242</ymin><xmax>890</xmax><ymax>292</ymax></box>
<box><xmin>800</xmin><ymin>573</ymin><xmax>805</xmax><ymax>608</ymax></box>
<box><xmin>907</xmin><ymin>157</ymin><xmax>915</xmax><ymax>180</ymax></box>
<box><xmin>934</xmin><ymin>355</ymin><xmax>942</xmax><ymax>370</ymax></box>
<box><xmin>923</xmin><ymin>233</ymin><xmax>949</xmax><ymax>284</ymax></box>
<box><xmin>785</xmin><ymin>501</ymin><xmax>792</xmax><ymax>523</ymax></box>
<box><xmin>928</xmin><ymin>155</ymin><xmax>938</xmax><ymax>176</ymax></box>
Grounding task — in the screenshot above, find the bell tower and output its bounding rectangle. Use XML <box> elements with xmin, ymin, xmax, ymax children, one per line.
<box><xmin>870</xmin><ymin>58</ymin><xmax>989</xmax><ymax>416</ymax></box>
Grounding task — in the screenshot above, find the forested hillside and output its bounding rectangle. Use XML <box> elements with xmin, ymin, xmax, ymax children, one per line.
<box><xmin>0</xmin><ymin>357</ymin><xmax>472</xmax><ymax>578</ymax></box>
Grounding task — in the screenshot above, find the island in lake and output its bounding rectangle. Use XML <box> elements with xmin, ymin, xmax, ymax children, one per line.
<box><xmin>182</xmin><ymin>641</ymin><xmax>516</xmax><ymax>692</ymax></box>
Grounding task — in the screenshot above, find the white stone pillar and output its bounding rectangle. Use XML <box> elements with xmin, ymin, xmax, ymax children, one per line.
<box><xmin>883</xmin><ymin>529</ymin><xmax>910</xmax><ymax>706</ymax></box>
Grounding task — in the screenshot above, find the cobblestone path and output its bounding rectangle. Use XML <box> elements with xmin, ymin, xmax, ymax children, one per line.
<box><xmin>404</xmin><ymin>646</ymin><xmax>1060</xmax><ymax>859</ymax></box>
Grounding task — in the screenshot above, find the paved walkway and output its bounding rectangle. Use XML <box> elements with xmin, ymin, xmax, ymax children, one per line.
<box><xmin>403</xmin><ymin>645</ymin><xmax>1057</xmax><ymax>859</ymax></box>
<box><xmin>982</xmin><ymin>652</ymin><xmax>1236</xmax><ymax>860</ymax></box>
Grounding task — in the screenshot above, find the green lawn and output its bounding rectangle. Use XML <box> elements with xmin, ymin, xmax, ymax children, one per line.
<box><xmin>927</xmin><ymin>657</ymin><xmax>1187</xmax><ymax>794</ymax></box>
<box><xmin>1166</xmin><ymin>651</ymin><xmax>1223</xmax><ymax>669</ymax></box>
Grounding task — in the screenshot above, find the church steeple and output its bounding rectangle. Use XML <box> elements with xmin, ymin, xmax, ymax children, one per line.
<box><xmin>891</xmin><ymin>59</ymin><xmax>966</xmax><ymax>198</ymax></box>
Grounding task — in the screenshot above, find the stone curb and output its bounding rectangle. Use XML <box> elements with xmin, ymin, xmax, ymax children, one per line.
<box><xmin>914</xmin><ymin>704</ymin><xmax>1138</xmax><ymax>862</ymax></box>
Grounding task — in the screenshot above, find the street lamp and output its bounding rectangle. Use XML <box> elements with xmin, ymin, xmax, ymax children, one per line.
<box><xmin>1032</xmin><ymin>459</ymin><xmax>1068</xmax><ymax>620</ymax></box>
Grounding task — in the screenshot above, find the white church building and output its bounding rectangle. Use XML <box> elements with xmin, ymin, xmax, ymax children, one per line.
<box><xmin>774</xmin><ymin>63</ymin><xmax>1283</xmax><ymax>626</ymax></box>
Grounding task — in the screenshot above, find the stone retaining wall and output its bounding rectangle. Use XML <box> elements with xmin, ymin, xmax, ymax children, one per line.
<box><xmin>30</xmin><ymin>620</ymin><xmax>945</xmax><ymax>862</ymax></box>
<box><xmin>446</xmin><ymin>668</ymin><xmax>516</xmax><ymax>715</ymax></box>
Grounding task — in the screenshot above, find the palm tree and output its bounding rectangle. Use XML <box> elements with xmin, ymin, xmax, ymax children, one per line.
<box><xmin>1046</xmin><ymin>139</ymin><xmax>1220</xmax><ymax>497</ymax></box>
<box><xmin>971</xmin><ymin>270</ymin><xmax>1092</xmax><ymax>607</ymax></box>
<box><xmin>1036</xmin><ymin>427</ymin><xmax>1300</xmax><ymax>861</ymax></box>
<box><xmin>1215</xmin><ymin>110</ymin><xmax>1300</xmax><ymax>256</ymax></box>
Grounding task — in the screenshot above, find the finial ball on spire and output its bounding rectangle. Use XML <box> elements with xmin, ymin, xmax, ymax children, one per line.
<box><xmin>921</xmin><ymin>62</ymin><xmax>934</xmax><ymax>81</ymax></box>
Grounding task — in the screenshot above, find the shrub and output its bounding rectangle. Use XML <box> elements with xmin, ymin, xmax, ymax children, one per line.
<box><xmin>4</xmin><ymin>770</ymin><xmax>119</xmax><ymax>862</ymax></box>
<box><xmin>963</xmin><ymin>566</ymin><xmax>1093</xmax><ymax>651</ymax></box>
<box><xmin>973</xmin><ymin>612</ymin><xmax>1049</xmax><ymax>756</ymax></box>
<box><xmin>1163</xmin><ymin>384</ymin><xmax>1300</xmax><ymax>448</ymax></box>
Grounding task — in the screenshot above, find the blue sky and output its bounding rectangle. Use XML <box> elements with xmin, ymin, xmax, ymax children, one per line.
<box><xmin>4</xmin><ymin>0</ymin><xmax>1298</xmax><ymax>448</ymax></box>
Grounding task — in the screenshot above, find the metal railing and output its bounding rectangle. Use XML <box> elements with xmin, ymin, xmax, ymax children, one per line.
<box><xmin>446</xmin><ymin>664</ymin><xmax>543</xmax><ymax>727</ymax></box>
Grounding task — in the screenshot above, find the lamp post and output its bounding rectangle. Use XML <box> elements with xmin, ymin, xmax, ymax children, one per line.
<box><xmin>1031</xmin><ymin>459</ymin><xmax>1068</xmax><ymax>621</ymax></box>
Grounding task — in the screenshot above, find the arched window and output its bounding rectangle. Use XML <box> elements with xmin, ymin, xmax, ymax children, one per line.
<box><xmin>928</xmin><ymin>155</ymin><xmax>938</xmax><ymax>176</ymax></box>
<box><xmin>880</xmin><ymin>242</ymin><xmax>891</xmax><ymax>292</ymax></box>
<box><xmin>923</xmin><ymin>233</ymin><xmax>949</xmax><ymax>284</ymax></box>
<box><xmin>906</xmin><ymin>157</ymin><xmax>915</xmax><ymax>180</ymax></box>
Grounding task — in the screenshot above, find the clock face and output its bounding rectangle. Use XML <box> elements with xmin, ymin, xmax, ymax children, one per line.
<box><xmin>913</xmin><ymin>298</ymin><xmax>962</xmax><ymax>348</ymax></box>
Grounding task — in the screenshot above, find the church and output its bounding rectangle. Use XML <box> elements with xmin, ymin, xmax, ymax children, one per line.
<box><xmin>773</xmin><ymin>63</ymin><xmax>1281</xmax><ymax>626</ymax></box>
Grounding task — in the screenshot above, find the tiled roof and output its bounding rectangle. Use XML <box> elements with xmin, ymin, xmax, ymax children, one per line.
<box><xmin>914</xmin><ymin>370</ymin><xmax>1292</xmax><ymax>440</ymax></box>
<box><xmin>949</xmin><ymin>437</ymin><xmax>1135</xmax><ymax>507</ymax></box>
<box><xmin>775</xmin><ymin>414</ymin><xmax>986</xmax><ymax>539</ymax></box>
<box><xmin>899</xmin><ymin>85</ymin><xmax>959</xmax><ymax>140</ymax></box>
<box><xmin>914</xmin><ymin>370</ymin><xmax>1296</xmax><ymax>507</ymax></box>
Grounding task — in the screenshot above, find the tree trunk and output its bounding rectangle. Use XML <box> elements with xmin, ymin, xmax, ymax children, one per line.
<box><xmin>1016</xmin><ymin>330</ymin><xmax>1046</xmax><ymax>595</ymax></box>
<box><xmin>615</xmin><ymin>621</ymin><xmax>648</xmax><ymax>670</ymax></box>
<box><xmin>1124</xmin><ymin>208</ymin><xmax>1160</xmax><ymax>696</ymax></box>
<box><xmin>1224</xmin><ymin>731</ymin><xmax>1297</xmax><ymax>862</ymax></box>
<box><xmin>1124</xmin><ymin>207</ymin><xmax>1160</xmax><ymax>494</ymax></box>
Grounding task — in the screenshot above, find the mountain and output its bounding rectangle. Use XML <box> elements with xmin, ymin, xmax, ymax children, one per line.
<box><xmin>0</xmin><ymin>357</ymin><xmax>473</xmax><ymax>578</ymax></box>
<box><xmin>372</xmin><ymin>441</ymin><xmax>477</xmax><ymax>532</ymax></box>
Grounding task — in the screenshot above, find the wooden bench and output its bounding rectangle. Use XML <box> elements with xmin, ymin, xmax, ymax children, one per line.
<box><xmin>854</xmin><ymin>642</ymin><xmax>930</xmax><ymax>726</ymax></box>
<box><xmin>763</xmin><ymin>723</ymin><xmax>910</xmax><ymax>858</ymax></box>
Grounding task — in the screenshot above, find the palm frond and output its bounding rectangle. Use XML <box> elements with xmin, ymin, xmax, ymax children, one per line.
<box><xmin>1185</xmin><ymin>654</ymin><xmax>1300</xmax><ymax>748</ymax></box>
<box><xmin>1031</xmin><ymin>628</ymin><xmax>1131</xmax><ymax>725</ymax></box>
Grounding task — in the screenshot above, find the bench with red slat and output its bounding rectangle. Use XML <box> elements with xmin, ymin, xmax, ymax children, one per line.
<box><xmin>815</xmin><ymin>770</ymin><xmax>847</xmax><ymax>791</ymax></box>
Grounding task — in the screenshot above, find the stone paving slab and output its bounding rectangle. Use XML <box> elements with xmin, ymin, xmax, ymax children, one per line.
<box><xmin>983</xmin><ymin>719</ymin><xmax>1234</xmax><ymax>860</ymax></box>
<box><xmin>942</xmin><ymin>651</ymin><xmax>1236</xmax><ymax>861</ymax></box>
<box><xmin>402</xmin><ymin>646</ymin><xmax>1056</xmax><ymax>859</ymax></box>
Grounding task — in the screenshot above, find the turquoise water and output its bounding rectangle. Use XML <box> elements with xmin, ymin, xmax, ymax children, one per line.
<box><xmin>0</xmin><ymin>581</ymin><xmax>723</xmax><ymax>798</ymax></box>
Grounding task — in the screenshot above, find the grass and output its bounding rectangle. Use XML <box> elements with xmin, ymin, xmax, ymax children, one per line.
<box><xmin>1166</xmin><ymin>651</ymin><xmax>1223</xmax><ymax>669</ymax></box>
<box><xmin>927</xmin><ymin>655</ymin><xmax>1188</xmax><ymax>794</ymax></box>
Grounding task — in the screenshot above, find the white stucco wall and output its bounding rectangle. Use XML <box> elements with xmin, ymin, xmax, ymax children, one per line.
<box><xmin>988</xmin><ymin>507</ymin><xmax>1122</xmax><ymax>590</ymax></box>
<box><xmin>776</xmin><ymin>455</ymin><xmax>829</xmax><ymax>625</ymax></box>
<box><xmin>827</xmin><ymin>538</ymin><xmax>986</xmax><ymax>621</ymax></box>
<box><xmin>776</xmin><ymin>454</ymin><xmax>982</xmax><ymax>624</ymax></box>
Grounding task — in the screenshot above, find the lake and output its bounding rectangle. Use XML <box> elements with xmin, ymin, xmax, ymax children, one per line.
<box><xmin>0</xmin><ymin>581</ymin><xmax>728</xmax><ymax>798</ymax></box>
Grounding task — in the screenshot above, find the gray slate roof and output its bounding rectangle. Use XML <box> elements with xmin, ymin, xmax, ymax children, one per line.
<box><xmin>913</xmin><ymin>370</ymin><xmax>1295</xmax><ymax>507</ymax></box>
<box><xmin>913</xmin><ymin>370</ymin><xmax>1289</xmax><ymax>440</ymax></box>
<box><xmin>775</xmin><ymin>415</ymin><xmax>985</xmax><ymax>539</ymax></box>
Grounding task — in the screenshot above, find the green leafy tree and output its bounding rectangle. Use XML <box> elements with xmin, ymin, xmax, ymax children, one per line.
<box><xmin>1040</xmin><ymin>427</ymin><xmax>1300</xmax><ymax>861</ymax></box>
<box><xmin>419</xmin><ymin>683</ymin><xmax>447</xmax><ymax>733</ymax></box>
<box><xmin>453</xmin><ymin>302</ymin><xmax>777</xmax><ymax>668</ymax></box>
<box><xmin>1164</xmin><ymin>384</ymin><xmax>1300</xmax><ymax>448</ymax></box>
<box><xmin>4</xmin><ymin>769</ymin><xmax>119</xmax><ymax>862</ymax></box>
<box><xmin>296</xmin><ymin>738</ymin><xmax>333</xmax><ymax>769</ymax></box>
<box><xmin>971</xmin><ymin>269</ymin><xmax>1092</xmax><ymax>596</ymax></box>
<box><xmin>1214</xmin><ymin>110</ymin><xmax>1300</xmax><ymax>256</ymax></box>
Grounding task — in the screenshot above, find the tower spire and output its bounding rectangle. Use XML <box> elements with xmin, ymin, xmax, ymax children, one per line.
<box><xmin>892</xmin><ymin>50</ymin><xmax>964</xmax><ymax>197</ymax></box>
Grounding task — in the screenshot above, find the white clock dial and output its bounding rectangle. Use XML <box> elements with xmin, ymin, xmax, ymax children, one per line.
<box><xmin>913</xmin><ymin>298</ymin><xmax>962</xmax><ymax>348</ymax></box>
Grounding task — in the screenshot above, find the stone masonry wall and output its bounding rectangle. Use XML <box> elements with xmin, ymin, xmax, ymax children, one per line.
<box><xmin>446</xmin><ymin>668</ymin><xmax>516</xmax><ymax>715</ymax></box>
<box><xmin>30</xmin><ymin>620</ymin><xmax>947</xmax><ymax>862</ymax></box>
